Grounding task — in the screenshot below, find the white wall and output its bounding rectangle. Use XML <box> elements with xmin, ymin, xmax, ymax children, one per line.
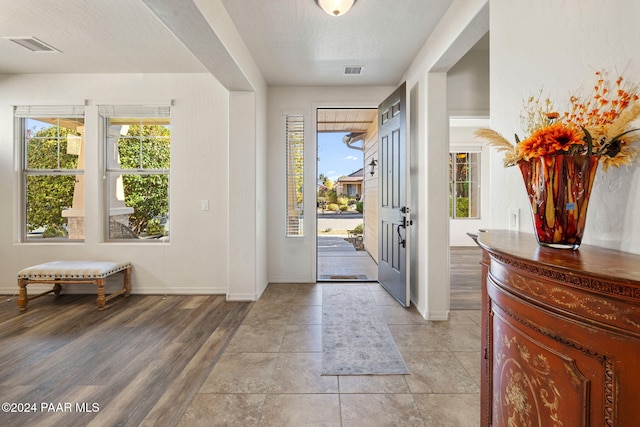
<box><xmin>267</xmin><ymin>86</ymin><xmax>394</xmax><ymax>283</ymax></box>
<box><xmin>447</xmin><ymin>44</ymin><xmax>489</xmax><ymax>117</ymax></box>
<box><xmin>0</xmin><ymin>73</ymin><xmax>233</xmax><ymax>295</ymax></box>
<box><xmin>490</xmin><ymin>0</ymin><xmax>640</xmax><ymax>254</ymax></box>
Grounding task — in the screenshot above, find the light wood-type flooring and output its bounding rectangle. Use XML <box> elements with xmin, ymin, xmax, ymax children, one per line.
<box><xmin>0</xmin><ymin>246</ymin><xmax>482</xmax><ymax>426</ymax></box>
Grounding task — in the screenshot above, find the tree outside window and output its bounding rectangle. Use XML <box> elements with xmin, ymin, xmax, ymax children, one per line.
<box><xmin>104</xmin><ymin>112</ymin><xmax>171</xmax><ymax>241</ymax></box>
<box><xmin>449</xmin><ymin>151</ymin><xmax>480</xmax><ymax>219</ymax></box>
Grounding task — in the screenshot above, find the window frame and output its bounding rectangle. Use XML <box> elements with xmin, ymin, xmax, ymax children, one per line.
<box><xmin>449</xmin><ymin>149</ymin><xmax>481</xmax><ymax>220</ymax></box>
<box><xmin>285</xmin><ymin>113</ymin><xmax>305</xmax><ymax>237</ymax></box>
<box><xmin>100</xmin><ymin>105</ymin><xmax>171</xmax><ymax>242</ymax></box>
<box><xmin>16</xmin><ymin>105</ymin><xmax>86</xmax><ymax>242</ymax></box>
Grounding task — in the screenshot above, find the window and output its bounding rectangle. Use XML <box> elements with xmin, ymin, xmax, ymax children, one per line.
<box><xmin>449</xmin><ymin>151</ymin><xmax>480</xmax><ymax>219</ymax></box>
<box><xmin>17</xmin><ymin>106</ymin><xmax>85</xmax><ymax>241</ymax></box>
<box><xmin>101</xmin><ymin>106</ymin><xmax>170</xmax><ymax>241</ymax></box>
<box><xmin>286</xmin><ymin>114</ymin><xmax>304</xmax><ymax>236</ymax></box>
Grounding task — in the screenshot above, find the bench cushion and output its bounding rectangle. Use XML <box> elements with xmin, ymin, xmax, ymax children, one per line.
<box><xmin>18</xmin><ymin>261</ymin><xmax>131</xmax><ymax>280</ymax></box>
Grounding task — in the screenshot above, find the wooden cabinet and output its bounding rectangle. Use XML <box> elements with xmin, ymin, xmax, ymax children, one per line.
<box><xmin>475</xmin><ymin>230</ymin><xmax>640</xmax><ymax>426</ymax></box>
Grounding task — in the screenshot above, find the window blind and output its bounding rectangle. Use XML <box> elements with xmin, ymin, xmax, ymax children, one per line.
<box><xmin>286</xmin><ymin>114</ymin><xmax>304</xmax><ymax>237</ymax></box>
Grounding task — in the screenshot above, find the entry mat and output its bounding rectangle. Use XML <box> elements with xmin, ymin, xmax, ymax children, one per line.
<box><xmin>321</xmin><ymin>285</ymin><xmax>410</xmax><ymax>375</ymax></box>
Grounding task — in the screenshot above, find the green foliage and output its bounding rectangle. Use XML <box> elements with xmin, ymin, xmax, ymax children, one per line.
<box><xmin>339</xmin><ymin>204</ymin><xmax>349</xmax><ymax>212</ymax></box>
<box><xmin>42</xmin><ymin>224</ymin><xmax>67</xmax><ymax>238</ymax></box>
<box><xmin>449</xmin><ymin>196</ymin><xmax>469</xmax><ymax>218</ymax></box>
<box><xmin>25</xmin><ymin>126</ymin><xmax>79</xmax><ymax>233</ymax></box>
<box><xmin>337</xmin><ymin>195</ymin><xmax>349</xmax><ymax>206</ymax></box>
<box><xmin>327</xmin><ymin>203</ymin><xmax>339</xmax><ymax>212</ymax></box>
<box><xmin>145</xmin><ymin>218</ymin><xmax>166</xmax><ymax>236</ymax></box>
<box><xmin>356</xmin><ymin>201</ymin><xmax>364</xmax><ymax>213</ymax></box>
<box><xmin>352</xmin><ymin>223</ymin><xmax>364</xmax><ymax>234</ymax></box>
<box><xmin>326</xmin><ymin>189</ymin><xmax>337</xmax><ymax>204</ymax></box>
<box><xmin>116</xmin><ymin>124</ymin><xmax>170</xmax><ymax>235</ymax></box>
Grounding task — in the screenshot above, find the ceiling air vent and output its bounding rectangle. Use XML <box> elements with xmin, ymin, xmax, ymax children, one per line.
<box><xmin>344</xmin><ymin>66</ymin><xmax>363</xmax><ymax>75</ymax></box>
<box><xmin>6</xmin><ymin>37</ymin><xmax>60</xmax><ymax>53</ymax></box>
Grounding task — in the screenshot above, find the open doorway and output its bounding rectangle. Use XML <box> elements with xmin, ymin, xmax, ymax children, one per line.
<box><xmin>316</xmin><ymin>108</ymin><xmax>378</xmax><ymax>282</ymax></box>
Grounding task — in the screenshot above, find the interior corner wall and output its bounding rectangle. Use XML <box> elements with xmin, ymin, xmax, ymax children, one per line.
<box><xmin>267</xmin><ymin>86</ymin><xmax>394</xmax><ymax>283</ymax></box>
<box><xmin>447</xmin><ymin>46</ymin><xmax>489</xmax><ymax>117</ymax></box>
<box><xmin>0</xmin><ymin>73</ymin><xmax>232</xmax><ymax>294</ymax></box>
<box><xmin>228</xmin><ymin>91</ymin><xmax>258</xmax><ymax>300</ymax></box>
<box><xmin>422</xmin><ymin>73</ymin><xmax>450</xmax><ymax>320</ymax></box>
<box><xmin>254</xmin><ymin>88</ymin><xmax>269</xmax><ymax>299</ymax></box>
<box><xmin>490</xmin><ymin>0</ymin><xmax>640</xmax><ymax>254</ymax></box>
<box><xmin>227</xmin><ymin>87</ymin><xmax>268</xmax><ymax>300</ymax></box>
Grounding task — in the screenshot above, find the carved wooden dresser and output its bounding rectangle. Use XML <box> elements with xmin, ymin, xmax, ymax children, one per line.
<box><xmin>475</xmin><ymin>230</ymin><xmax>640</xmax><ymax>426</ymax></box>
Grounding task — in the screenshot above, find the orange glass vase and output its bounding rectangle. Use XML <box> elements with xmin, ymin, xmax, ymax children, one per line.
<box><xmin>518</xmin><ymin>155</ymin><xmax>599</xmax><ymax>250</ymax></box>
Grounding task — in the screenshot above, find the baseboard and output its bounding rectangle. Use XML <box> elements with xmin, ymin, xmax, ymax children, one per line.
<box><xmin>423</xmin><ymin>310</ymin><xmax>450</xmax><ymax>321</ymax></box>
<box><xmin>226</xmin><ymin>292</ymin><xmax>258</xmax><ymax>301</ymax></box>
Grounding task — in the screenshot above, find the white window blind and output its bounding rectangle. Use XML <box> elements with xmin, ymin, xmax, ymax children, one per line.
<box><xmin>14</xmin><ymin>105</ymin><xmax>85</xmax><ymax>118</ymax></box>
<box><xmin>98</xmin><ymin>105</ymin><xmax>170</xmax><ymax>118</ymax></box>
<box><xmin>286</xmin><ymin>114</ymin><xmax>304</xmax><ymax>236</ymax></box>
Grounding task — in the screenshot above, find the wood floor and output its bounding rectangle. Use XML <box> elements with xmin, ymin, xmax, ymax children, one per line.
<box><xmin>0</xmin><ymin>294</ymin><xmax>252</xmax><ymax>427</ymax></box>
<box><xmin>0</xmin><ymin>248</ymin><xmax>480</xmax><ymax>426</ymax></box>
<box><xmin>450</xmin><ymin>246</ymin><xmax>482</xmax><ymax>310</ymax></box>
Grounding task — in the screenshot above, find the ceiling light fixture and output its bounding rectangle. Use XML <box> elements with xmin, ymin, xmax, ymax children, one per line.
<box><xmin>315</xmin><ymin>0</ymin><xmax>357</xmax><ymax>17</ymax></box>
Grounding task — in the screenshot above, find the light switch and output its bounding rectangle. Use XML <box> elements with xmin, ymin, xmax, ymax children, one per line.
<box><xmin>201</xmin><ymin>200</ymin><xmax>209</xmax><ymax>211</ymax></box>
<box><xmin>509</xmin><ymin>209</ymin><xmax>519</xmax><ymax>231</ymax></box>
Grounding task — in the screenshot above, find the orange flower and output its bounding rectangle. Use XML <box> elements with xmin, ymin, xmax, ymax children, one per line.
<box><xmin>518</xmin><ymin>123</ymin><xmax>584</xmax><ymax>160</ymax></box>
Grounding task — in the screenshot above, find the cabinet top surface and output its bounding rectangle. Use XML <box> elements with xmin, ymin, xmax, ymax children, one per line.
<box><xmin>476</xmin><ymin>230</ymin><xmax>640</xmax><ymax>285</ymax></box>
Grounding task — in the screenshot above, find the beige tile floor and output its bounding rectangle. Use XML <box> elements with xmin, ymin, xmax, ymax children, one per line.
<box><xmin>178</xmin><ymin>283</ymin><xmax>481</xmax><ymax>426</ymax></box>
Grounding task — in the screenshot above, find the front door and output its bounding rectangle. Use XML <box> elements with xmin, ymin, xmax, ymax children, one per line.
<box><xmin>378</xmin><ymin>82</ymin><xmax>410</xmax><ymax>306</ymax></box>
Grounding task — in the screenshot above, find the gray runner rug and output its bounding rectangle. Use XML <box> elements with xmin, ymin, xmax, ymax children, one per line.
<box><xmin>321</xmin><ymin>285</ymin><xmax>410</xmax><ymax>375</ymax></box>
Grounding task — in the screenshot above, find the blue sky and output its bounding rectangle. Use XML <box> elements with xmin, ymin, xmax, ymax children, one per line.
<box><xmin>317</xmin><ymin>132</ymin><xmax>364</xmax><ymax>183</ymax></box>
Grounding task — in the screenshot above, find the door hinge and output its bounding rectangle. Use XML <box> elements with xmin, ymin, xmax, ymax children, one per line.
<box><xmin>484</xmin><ymin>347</ymin><xmax>488</xmax><ymax>360</ymax></box>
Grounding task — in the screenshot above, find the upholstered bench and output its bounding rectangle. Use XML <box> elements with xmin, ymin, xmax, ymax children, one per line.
<box><xmin>17</xmin><ymin>261</ymin><xmax>131</xmax><ymax>312</ymax></box>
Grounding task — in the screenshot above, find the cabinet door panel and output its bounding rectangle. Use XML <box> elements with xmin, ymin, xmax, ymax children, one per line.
<box><xmin>492</xmin><ymin>308</ymin><xmax>591</xmax><ymax>426</ymax></box>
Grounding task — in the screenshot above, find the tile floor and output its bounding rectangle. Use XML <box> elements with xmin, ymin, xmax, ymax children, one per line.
<box><xmin>178</xmin><ymin>283</ymin><xmax>481</xmax><ymax>426</ymax></box>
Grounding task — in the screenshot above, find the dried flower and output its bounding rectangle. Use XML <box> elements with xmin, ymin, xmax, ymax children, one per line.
<box><xmin>475</xmin><ymin>71</ymin><xmax>640</xmax><ymax>170</ymax></box>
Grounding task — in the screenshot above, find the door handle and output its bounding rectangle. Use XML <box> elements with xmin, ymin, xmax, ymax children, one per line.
<box><xmin>397</xmin><ymin>224</ymin><xmax>406</xmax><ymax>248</ymax></box>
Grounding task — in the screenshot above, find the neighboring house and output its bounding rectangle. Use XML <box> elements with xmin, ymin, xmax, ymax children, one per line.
<box><xmin>334</xmin><ymin>168</ymin><xmax>363</xmax><ymax>199</ymax></box>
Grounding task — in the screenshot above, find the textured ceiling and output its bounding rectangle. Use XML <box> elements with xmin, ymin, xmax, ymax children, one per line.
<box><xmin>0</xmin><ymin>0</ymin><xmax>460</xmax><ymax>88</ymax></box>
<box><xmin>0</xmin><ymin>0</ymin><xmax>206</xmax><ymax>74</ymax></box>
<box><xmin>221</xmin><ymin>0</ymin><xmax>454</xmax><ymax>86</ymax></box>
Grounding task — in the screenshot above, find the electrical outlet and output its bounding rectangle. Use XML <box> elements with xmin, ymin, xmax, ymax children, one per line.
<box><xmin>201</xmin><ymin>200</ymin><xmax>209</xmax><ymax>211</ymax></box>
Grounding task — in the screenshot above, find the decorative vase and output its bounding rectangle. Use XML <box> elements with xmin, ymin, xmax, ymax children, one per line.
<box><xmin>518</xmin><ymin>154</ymin><xmax>599</xmax><ymax>250</ymax></box>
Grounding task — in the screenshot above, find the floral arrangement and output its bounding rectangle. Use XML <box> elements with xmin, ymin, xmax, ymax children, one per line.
<box><xmin>475</xmin><ymin>71</ymin><xmax>640</xmax><ymax>171</ymax></box>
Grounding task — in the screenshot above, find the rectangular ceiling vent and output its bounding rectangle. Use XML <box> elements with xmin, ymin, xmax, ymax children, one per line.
<box><xmin>344</xmin><ymin>66</ymin><xmax>363</xmax><ymax>76</ymax></box>
<box><xmin>6</xmin><ymin>37</ymin><xmax>60</xmax><ymax>53</ymax></box>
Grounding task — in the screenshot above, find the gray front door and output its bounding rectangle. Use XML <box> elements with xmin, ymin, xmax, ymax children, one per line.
<box><xmin>378</xmin><ymin>82</ymin><xmax>410</xmax><ymax>307</ymax></box>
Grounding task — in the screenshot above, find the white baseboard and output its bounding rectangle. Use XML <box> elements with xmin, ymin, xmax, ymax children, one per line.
<box><xmin>226</xmin><ymin>292</ymin><xmax>258</xmax><ymax>301</ymax></box>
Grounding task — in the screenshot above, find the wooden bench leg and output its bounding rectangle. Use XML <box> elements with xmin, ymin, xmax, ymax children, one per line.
<box><xmin>97</xmin><ymin>278</ymin><xmax>106</xmax><ymax>310</ymax></box>
<box><xmin>124</xmin><ymin>267</ymin><xmax>131</xmax><ymax>296</ymax></box>
<box><xmin>18</xmin><ymin>278</ymin><xmax>27</xmax><ymax>312</ymax></box>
